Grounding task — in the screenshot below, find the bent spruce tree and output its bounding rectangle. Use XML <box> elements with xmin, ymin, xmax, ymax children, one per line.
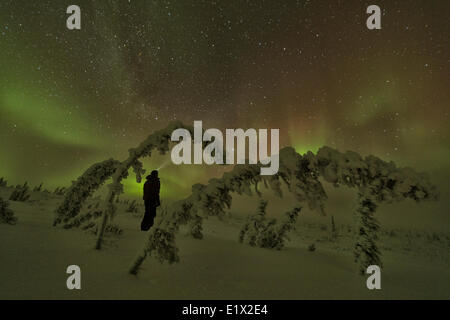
<box><xmin>53</xmin><ymin>122</ymin><xmax>439</xmax><ymax>274</ymax></box>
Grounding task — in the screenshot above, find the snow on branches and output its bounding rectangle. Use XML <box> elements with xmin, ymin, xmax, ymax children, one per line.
<box><xmin>354</xmin><ymin>194</ymin><xmax>382</xmax><ymax>274</ymax></box>
<box><xmin>314</xmin><ymin>146</ymin><xmax>438</xmax><ymax>203</ymax></box>
<box><xmin>313</xmin><ymin>146</ymin><xmax>439</xmax><ymax>273</ymax></box>
<box><xmin>96</xmin><ymin>121</ymin><xmax>196</xmax><ymax>249</ymax></box>
<box><xmin>51</xmin><ymin>121</ymin><xmax>437</xmax><ymax>275</ymax></box>
<box><xmin>53</xmin><ymin>158</ymin><xmax>120</xmax><ymax>226</ymax></box>
<box><xmin>0</xmin><ymin>197</ymin><xmax>17</xmax><ymax>225</ymax></box>
<box><xmin>132</xmin><ymin>144</ymin><xmax>437</xmax><ymax>274</ymax></box>
<box><xmin>239</xmin><ymin>199</ymin><xmax>301</xmax><ymax>250</ymax></box>
<box><xmin>9</xmin><ymin>182</ymin><xmax>31</xmax><ymax>202</ymax></box>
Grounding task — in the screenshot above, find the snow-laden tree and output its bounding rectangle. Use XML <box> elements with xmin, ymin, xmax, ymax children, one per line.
<box><xmin>0</xmin><ymin>177</ymin><xmax>7</xmax><ymax>187</ymax></box>
<box><xmin>52</xmin><ymin>122</ymin><xmax>438</xmax><ymax>274</ymax></box>
<box><xmin>0</xmin><ymin>197</ymin><xmax>17</xmax><ymax>225</ymax></box>
<box><xmin>313</xmin><ymin>147</ymin><xmax>438</xmax><ymax>273</ymax></box>
<box><xmin>239</xmin><ymin>199</ymin><xmax>301</xmax><ymax>250</ymax></box>
<box><xmin>33</xmin><ymin>183</ymin><xmax>44</xmax><ymax>192</ymax></box>
<box><xmin>54</xmin><ymin>121</ymin><xmax>197</xmax><ymax>249</ymax></box>
<box><xmin>126</xmin><ymin>200</ymin><xmax>138</xmax><ymax>213</ymax></box>
<box><xmin>129</xmin><ymin>151</ymin><xmax>318</xmax><ymax>273</ymax></box>
<box><xmin>53</xmin><ymin>187</ymin><xmax>67</xmax><ymax>196</ymax></box>
<box><xmin>53</xmin><ymin>158</ymin><xmax>120</xmax><ymax>226</ymax></box>
<box><xmin>239</xmin><ymin>199</ymin><xmax>269</xmax><ymax>247</ymax></box>
<box><xmin>189</xmin><ymin>213</ymin><xmax>204</xmax><ymax>239</ymax></box>
<box><xmin>130</xmin><ymin>145</ymin><xmax>437</xmax><ymax>274</ymax></box>
<box><xmin>93</xmin><ymin>121</ymin><xmax>196</xmax><ymax>249</ymax></box>
<box><xmin>354</xmin><ymin>194</ymin><xmax>381</xmax><ymax>274</ymax></box>
<box><xmin>9</xmin><ymin>182</ymin><xmax>31</xmax><ymax>202</ymax></box>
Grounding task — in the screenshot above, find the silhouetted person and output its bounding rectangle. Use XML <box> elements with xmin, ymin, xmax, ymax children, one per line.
<box><xmin>141</xmin><ymin>170</ymin><xmax>160</xmax><ymax>231</ymax></box>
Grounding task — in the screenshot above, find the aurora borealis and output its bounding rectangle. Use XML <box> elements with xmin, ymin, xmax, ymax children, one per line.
<box><xmin>0</xmin><ymin>0</ymin><xmax>448</xmax><ymax>199</ymax></box>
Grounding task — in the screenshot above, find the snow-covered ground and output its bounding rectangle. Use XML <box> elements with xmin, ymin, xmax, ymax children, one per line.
<box><xmin>0</xmin><ymin>186</ymin><xmax>449</xmax><ymax>299</ymax></box>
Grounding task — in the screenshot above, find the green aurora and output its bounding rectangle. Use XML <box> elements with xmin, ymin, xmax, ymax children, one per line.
<box><xmin>0</xmin><ymin>1</ymin><xmax>448</xmax><ymax>200</ymax></box>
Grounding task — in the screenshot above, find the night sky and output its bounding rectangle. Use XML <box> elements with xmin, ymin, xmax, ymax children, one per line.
<box><xmin>0</xmin><ymin>0</ymin><xmax>448</xmax><ymax>198</ymax></box>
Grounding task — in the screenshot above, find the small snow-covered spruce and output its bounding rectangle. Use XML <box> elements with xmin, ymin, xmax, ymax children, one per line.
<box><xmin>239</xmin><ymin>200</ymin><xmax>301</xmax><ymax>250</ymax></box>
<box><xmin>0</xmin><ymin>177</ymin><xmax>8</xmax><ymax>187</ymax></box>
<box><xmin>33</xmin><ymin>183</ymin><xmax>43</xmax><ymax>192</ymax></box>
<box><xmin>239</xmin><ymin>199</ymin><xmax>270</xmax><ymax>247</ymax></box>
<box><xmin>0</xmin><ymin>197</ymin><xmax>17</xmax><ymax>225</ymax></box>
<box><xmin>53</xmin><ymin>186</ymin><xmax>67</xmax><ymax>195</ymax></box>
<box><xmin>189</xmin><ymin>214</ymin><xmax>203</xmax><ymax>239</ymax></box>
<box><xmin>9</xmin><ymin>182</ymin><xmax>31</xmax><ymax>202</ymax></box>
<box><xmin>126</xmin><ymin>200</ymin><xmax>138</xmax><ymax>213</ymax></box>
<box><xmin>354</xmin><ymin>194</ymin><xmax>381</xmax><ymax>275</ymax></box>
<box><xmin>277</xmin><ymin>206</ymin><xmax>301</xmax><ymax>243</ymax></box>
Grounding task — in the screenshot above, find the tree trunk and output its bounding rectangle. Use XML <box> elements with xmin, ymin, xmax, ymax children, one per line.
<box><xmin>95</xmin><ymin>211</ymin><xmax>108</xmax><ymax>250</ymax></box>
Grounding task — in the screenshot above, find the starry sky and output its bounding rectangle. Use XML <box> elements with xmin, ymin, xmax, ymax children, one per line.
<box><xmin>0</xmin><ymin>0</ymin><xmax>448</xmax><ymax>199</ymax></box>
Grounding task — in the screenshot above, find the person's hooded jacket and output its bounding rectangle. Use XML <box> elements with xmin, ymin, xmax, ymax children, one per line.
<box><xmin>143</xmin><ymin>175</ymin><xmax>160</xmax><ymax>207</ymax></box>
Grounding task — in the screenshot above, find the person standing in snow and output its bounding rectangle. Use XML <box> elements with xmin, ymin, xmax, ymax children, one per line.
<box><xmin>141</xmin><ymin>170</ymin><xmax>161</xmax><ymax>231</ymax></box>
